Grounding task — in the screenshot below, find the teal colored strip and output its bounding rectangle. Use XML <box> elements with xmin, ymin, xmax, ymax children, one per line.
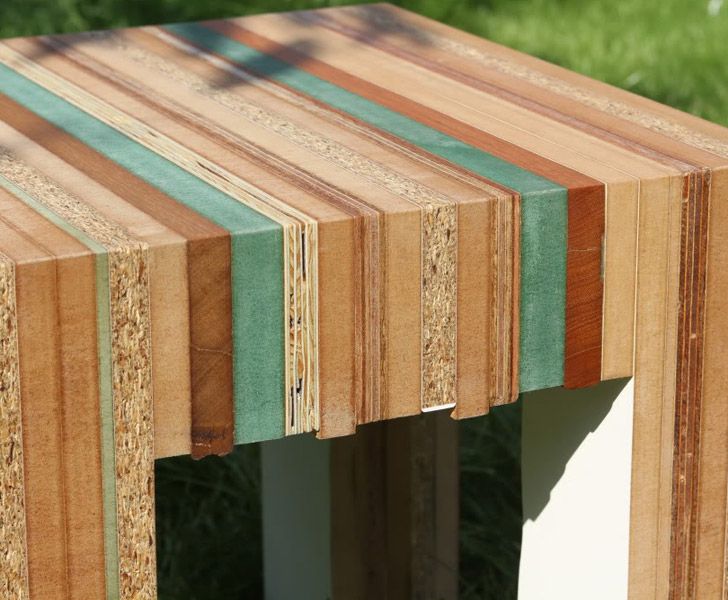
<box><xmin>0</xmin><ymin>176</ymin><xmax>120</xmax><ymax>598</ymax></box>
<box><xmin>0</xmin><ymin>64</ymin><xmax>286</xmax><ymax>443</ymax></box>
<box><xmin>518</xmin><ymin>197</ymin><xmax>566</xmax><ymax>391</ymax></box>
<box><xmin>167</xmin><ymin>23</ymin><xmax>567</xmax><ymax>391</ymax></box>
<box><xmin>234</xmin><ymin>228</ymin><xmax>285</xmax><ymax>444</ymax></box>
<box><xmin>94</xmin><ymin>253</ymin><xmax>121</xmax><ymax>599</ymax></box>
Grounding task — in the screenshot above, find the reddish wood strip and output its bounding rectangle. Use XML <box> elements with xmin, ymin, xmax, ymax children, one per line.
<box><xmin>564</xmin><ymin>184</ymin><xmax>604</xmax><ymax>388</ymax></box>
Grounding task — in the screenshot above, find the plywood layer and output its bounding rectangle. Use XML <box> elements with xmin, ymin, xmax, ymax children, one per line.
<box><xmin>0</xmin><ymin>4</ymin><xmax>726</xmax><ymax>599</ymax></box>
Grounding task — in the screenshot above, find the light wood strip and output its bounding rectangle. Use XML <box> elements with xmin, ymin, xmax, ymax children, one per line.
<box><xmin>628</xmin><ymin>173</ymin><xmax>683</xmax><ymax>599</ymax></box>
<box><xmin>0</xmin><ymin>187</ymin><xmax>95</xmax><ymax>600</ymax></box>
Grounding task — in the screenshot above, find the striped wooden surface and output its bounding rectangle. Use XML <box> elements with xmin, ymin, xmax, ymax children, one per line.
<box><xmin>0</xmin><ymin>4</ymin><xmax>727</xmax><ymax>599</ymax></box>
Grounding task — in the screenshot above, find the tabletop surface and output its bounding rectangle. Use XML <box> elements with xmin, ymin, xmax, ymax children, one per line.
<box><xmin>2</xmin><ymin>5</ymin><xmax>728</xmax><ymax>599</ymax></box>
<box><xmin>1</xmin><ymin>2</ymin><xmax>727</xmax><ymax>456</ymax></box>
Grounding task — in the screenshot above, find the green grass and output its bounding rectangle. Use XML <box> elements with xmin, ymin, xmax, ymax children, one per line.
<box><xmin>155</xmin><ymin>445</ymin><xmax>263</xmax><ymax>600</ymax></box>
<box><xmin>2</xmin><ymin>0</ymin><xmax>726</xmax><ymax>597</ymax></box>
<box><xmin>460</xmin><ymin>404</ymin><xmax>522</xmax><ymax>600</ymax></box>
<box><xmin>1</xmin><ymin>0</ymin><xmax>726</xmax><ymax>124</ymax></box>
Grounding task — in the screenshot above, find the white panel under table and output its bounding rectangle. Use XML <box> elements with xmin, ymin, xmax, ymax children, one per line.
<box><xmin>519</xmin><ymin>379</ymin><xmax>634</xmax><ymax>600</ymax></box>
<box><xmin>261</xmin><ymin>434</ymin><xmax>332</xmax><ymax>600</ymax></box>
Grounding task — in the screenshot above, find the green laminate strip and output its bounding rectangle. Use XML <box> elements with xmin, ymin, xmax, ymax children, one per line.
<box><xmin>0</xmin><ymin>64</ymin><xmax>287</xmax><ymax>444</ymax></box>
<box><xmin>0</xmin><ymin>175</ymin><xmax>120</xmax><ymax>599</ymax></box>
<box><xmin>518</xmin><ymin>197</ymin><xmax>567</xmax><ymax>392</ymax></box>
<box><xmin>234</xmin><ymin>228</ymin><xmax>285</xmax><ymax>444</ymax></box>
<box><xmin>94</xmin><ymin>252</ymin><xmax>120</xmax><ymax>600</ymax></box>
<box><xmin>166</xmin><ymin>23</ymin><xmax>567</xmax><ymax>391</ymax></box>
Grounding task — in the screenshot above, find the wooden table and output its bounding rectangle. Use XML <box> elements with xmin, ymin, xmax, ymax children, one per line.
<box><xmin>0</xmin><ymin>4</ymin><xmax>726</xmax><ymax>598</ymax></box>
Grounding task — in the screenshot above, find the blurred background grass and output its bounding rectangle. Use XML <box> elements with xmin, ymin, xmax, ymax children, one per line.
<box><xmin>2</xmin><ymin>0</ymin><xmax>725</xmax><ymax>598</ymax></box>
<box><xmin>2</xmin><ymin>0</ymin><xmax>726</xmax><ymax>125</ymax></box>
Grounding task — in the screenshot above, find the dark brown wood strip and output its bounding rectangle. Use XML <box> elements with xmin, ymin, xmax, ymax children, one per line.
<box><xmin>670</xmin><ymin>170</ymin><xmax>710</xmax><ymax>599</ymax></box>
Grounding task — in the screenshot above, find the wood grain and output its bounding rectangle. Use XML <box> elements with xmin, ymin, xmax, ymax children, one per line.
<box><xmin>0</xmin><ymin>90</ymin><xmax>233</xmax><ymax>458</ymax></box>
<box><xmin>330</xmin><ymin>413</ymin><xmax>458</xmax><ymax>599</ymax></box>
<box><xmin>0</xmin><ymin>7</ymin><xmax>727</xmax><ymax>598</ymax></box>
<box><xmin>0</xmin><ymin>188</ymin><xmax>104</xmax><ymax>600</ymax></box>
<box><xmin>216</xmin><ymin>15</ymin><xmax>604</xmax><ymax>389</ymax></box>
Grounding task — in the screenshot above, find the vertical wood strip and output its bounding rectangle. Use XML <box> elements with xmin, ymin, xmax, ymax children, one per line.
<box><xmin>0</xmin><ymin>254</ymin><xmax>29</xmax><ymax>600</ymax></box>
<box><xmin>1</xmin><ymin>210</ymin><xmax>69</xmax><ymax>599</ymax></box>
<box><xmin>564</xmin><ymin>184</ymin><xmax>604</xmax><ymax>388</ymax></box>
<box><xmin>693</xmin><ymin>167</ymin><xmax>728</xmax><ymax>599</ymax></box>
<box><xmin>628</xmin><ymin>174</ymin><xmax>683</xmax><ymax>599</ymax></box>
<box><xmin>330</xmin><ymin>413</ymin><xmax>459</xmax><ymax>599</ymax></box>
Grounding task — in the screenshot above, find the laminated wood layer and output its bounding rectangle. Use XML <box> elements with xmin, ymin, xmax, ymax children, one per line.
<box><xmin>0</xmin><ymin>5</ymin><xmax>726</xmax><ymax>599</ymax></box>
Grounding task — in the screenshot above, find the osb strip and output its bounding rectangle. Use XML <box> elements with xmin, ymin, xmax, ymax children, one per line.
<box><xmin>4</xmin><ymin>39</ymin><xmax>314</xmax><ymax>436</ymax></box>
<box><xmin>0</xmin><ymin>152</ymin><xmax>156</xmax><ymax>599</ymax></box>
<box><xmin>344</xmin><ymin>5</ymin><xmax>728</xmax><ymax>160</ymax></box>
<box><xmin>102</xmin><ymin>30</ymin><xmax>458</xmax><ymax>410</ymax></box>
<box><xmin>0</xmin><ymin>255</ymin><xmax>29</xmax><ymax>600</ymax></box>
<box><xmin>0</xmin><ymin>151</ymin><xmax>136</xmax><ymax>250</ymax></box>
<box><xmin>670</xmin><ymin>170</ymin><xmax>711</xmax><ymax>600</ymax></box>
<box><xmin>108</xmin><ymin>245</ymin><xmax>155</xmax><ymax>600</ymax></box>
<box><xmin>421</xmin><ymin>205</ymin><xmax>458</xmax><ymax>410</ymax></box>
